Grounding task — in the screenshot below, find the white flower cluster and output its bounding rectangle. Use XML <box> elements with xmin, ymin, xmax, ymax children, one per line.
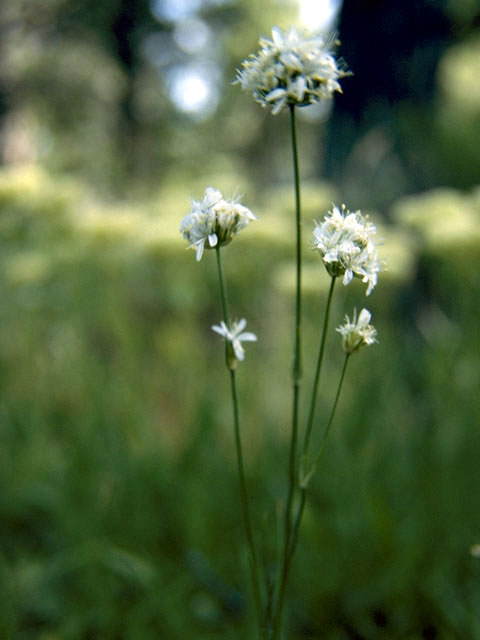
<box><xmin>180</xmin><ymin>187</ymin><xmax>256</xmax><ymax>261</ymax></box>
<box><xmin>313</xmin><ymin>204</ymin><xmax>381</xmax><ymax>295</ymax></box>
<box><xmin>336</xmin><ymin>308</ymin><xmax>377</xmax><ymax>355</ymax></box>
<box><xmin>212</xmin><ymin>319</ymin><xmax>257</xmax><ymax>368</ymax></box>
<box><xmin>235</xmin><ymin>26</ymin><xmax>348</xmax><ymax>115</ymax></box>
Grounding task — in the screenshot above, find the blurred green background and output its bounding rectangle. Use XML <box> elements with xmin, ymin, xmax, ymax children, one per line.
<box><xmin>1</xmin><ymin>0</ymin><xmax>480</xmax><ymax>638</ymax></box>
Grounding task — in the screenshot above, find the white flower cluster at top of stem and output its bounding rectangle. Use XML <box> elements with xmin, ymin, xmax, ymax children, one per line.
<box><xmin>313</xmin><ymin>204</ymin><xmax>382</xmax><ymax>295</ymax></box>
<box><xmin>235</xmin><ymin>26</ymin><xmax>349</xmax><ymax>115</ymax></box>
<box><xmin>180</xmin><ymin>187</ymin><xmax>256</xmax><ymax>261</ymax></box>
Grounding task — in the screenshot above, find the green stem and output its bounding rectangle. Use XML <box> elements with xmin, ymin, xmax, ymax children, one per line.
<box><xmin>290</xmin><ymin>104</ymin><xmax>303</xmax><ymax>390</ymax></box>
<box><xmin>271</xmin><ymin>103</ymin><xmax>303</xmax><ymax>640</ymax></box>
<box><xmin>215</xmin><ymin>246</ymin><xmax>264</xmax><ymax>637</ymax></box>
<box><xmin>289</xmin><ymin>353</ymin><xmax>350</xmax><ymax>563</ymax></box>
<box><xmin>271</xmin><ymin>277</ymin><xmax>336</xmax><ymax>639</ymax></box>
<box><xmin>230</xmin><ymin>368</ymin><xmax>264</xmax><ymax>637</ymax></box>
<box><xmin>313</xmin><ymin>353</ymin><xmax>350</xmax><ymax>467</ymax></box>
<box><xmin>216</xmin><ymin>246</ymin><xmax>231</xmax><ymax>327</ymax></box>
<box><xmin>302</xmin><ymin>276</ymin><xmax>336</xmax><ymax>461</ymax></box>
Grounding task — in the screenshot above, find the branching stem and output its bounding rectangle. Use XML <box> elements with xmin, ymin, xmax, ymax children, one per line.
<box><xmin>289</xmin><ymin>353</ymin><xmax>350</xmax><ymax>563</ymax></box>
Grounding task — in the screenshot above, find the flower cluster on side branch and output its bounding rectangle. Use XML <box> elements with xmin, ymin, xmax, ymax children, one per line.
<box><xmin>313</xmin><ymin>204</ymin><xmax>382</xmax><ymax>295</ymax></box>
<box><xmin>180</xmin><ymin>187</ymin><xmax>256</xmax><ymax>261</ymax></box>
<box><xmin>336</xmin><ymin>308</ymin><xmax>378</xmax><ymax>355</ymax></box>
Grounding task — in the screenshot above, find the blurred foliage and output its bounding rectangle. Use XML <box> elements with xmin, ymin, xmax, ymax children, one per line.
<box><xmin>1</xmin><ymin>162</ymin><xmax>480</xmax><ymax>638</ymax></box>
<box><xmin>1</xmin><ymin>0</ymin><xmax>478</xmax><ymax>201</ymax></box>
<box><xmin>1</xmin><ymin>0</ymin><xmax>480</xmax><ymax>638</ymax></box>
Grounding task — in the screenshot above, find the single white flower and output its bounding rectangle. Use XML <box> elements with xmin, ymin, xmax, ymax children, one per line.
<box><xmin>180</xmin><ymin>188</ymin><xmax>256</xmax><ymax>261</ymax></box>
<box><xmin>212</xmin><ymin>318</ymin><xmax>257</xmax><ymax>368</ymax></box>
<box><xmin>235</xmin><ymin>26</ymin><xmax>349</xmax><ymax>115</ymax></box>
<box><xmin>336</xmin><ymin>308</ymin><xmax>377</xmax><ymax>355</ymax></box>
<box><xmin>313</xmin><ymin>204</ymin><xmax>382</xmax><ymax>295</ymax></box>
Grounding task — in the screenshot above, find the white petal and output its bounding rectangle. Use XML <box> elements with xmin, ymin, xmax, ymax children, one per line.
<box><xmin>357</xmin><ymin>309</ymin><xmax>371</xmax><ymax>326</ymax></box>
<box><xmin>204</xmin><ymin>187</ymin><xmax>223</xmax><ymax>206</ymax></box>
<box><xmin>233</xmin><ymin>340</ymin><xmax>246</xmax><ymax>361</ymax></box>
<box><xmin>271</xmin><ymin>26</ymin><xmax>283</xmax><ymax>48</ymax></box>
<box><xmin>280</xmin><ymin>52</ymin><xmax>302</xmax><ymax>72</ymax></box>
<box><xmin>212</xmin><ymin>322</ymin><xmax>228</xmax><ymax>337</ymax></box>
<box><xmin>289</xmin><ymin>76</ymin><xmax>306</xmax><ymax>100</ymax></box>
<box><xmin>271</xmin><ymin>97</ymin><xmax>286</xmax><ymax>115</ymax></box>
<box><xmin>343</xmin><ymin>269</ymin><xmax>353</xmax><ymax>286</ymax></box>
<box><xmin>196</xmin><ymin>240</ymin><xmax>205</xmax><ymax>261</ymax></box>
<box><xmin>208</xmin><ymin>233</ymin><xmax>218</xmax><ymax>247</ymax></box>
<box><xmin>235</xmin><ymin>318</ymin><xmax>247</xmax><ymax>333</ymax></box>
<box><xmin>238</xmin><ymin>332</ymin><xmax>257</xmax><ymax>342</ymax></box>
<box><xmin>265</xmin><ymin>87</ymin><xmax>286</xmax><ymax>103</ymax></box>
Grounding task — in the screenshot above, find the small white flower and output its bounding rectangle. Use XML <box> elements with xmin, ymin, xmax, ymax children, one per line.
<box><xmin>180</xmin><ymin>188</ymin><xmax>256</xmax><ymax>261</ymax></box>
<box><xmin>235</xmin><ymin>26</ymin><xmax>349</xmax><ymax>115</ymax></box>
<box><xmin>212</xmin><ymin>318</ymin><xmax>257</xmax><ymax>367</ymax></box>
<box><xmin>313</xmin><ymin>204</ymin><xmax>382</xmax><ymax>295</ymax></box>
<box><xmin>336</xmin><ymin>308</ymin><xmax>377</xmax><ymax>355</ymax></box>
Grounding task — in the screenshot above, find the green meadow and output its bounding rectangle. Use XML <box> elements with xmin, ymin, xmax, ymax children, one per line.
<box><xmin>1</xmin><ymin>166</ymin><xmax>480</xmax><ymax>638</ymax></box>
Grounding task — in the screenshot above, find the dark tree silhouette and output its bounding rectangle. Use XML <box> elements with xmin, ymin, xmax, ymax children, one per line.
<box><xmin>325</xmin><ymin>0</ymin><xmax>452</xmax><ymax>207</ymax></box>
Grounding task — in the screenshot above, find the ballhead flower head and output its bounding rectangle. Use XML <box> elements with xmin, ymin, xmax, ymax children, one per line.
<box><xmin>336</xmin><ymin>308</ymin><xmax>377</xmax><ymax>355</ymax></box>
<box><xmin>313</xmin><ymin>204</ymin><xmax>382</xmax><ymax>295</ymax></box>
<box><xmin>180</xmin><ymin>188</ymin><xmax>256</xmax><ymax>261</ymax></box>
<box><xmin>235</xmin><ymin>26</ymin><xmax>349</xmax><ymax>115</ymax></box>
<box><xmin>212</xmin><ymin>319</ymin><xmax>257</xmax><ymax>369</ymax></box>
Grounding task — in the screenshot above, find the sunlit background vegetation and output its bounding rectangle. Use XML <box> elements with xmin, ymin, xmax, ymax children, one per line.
<box><xmin>1</xmin><ymin>0</ymin><xmax>480</xmax><ymax>638</ymax></box>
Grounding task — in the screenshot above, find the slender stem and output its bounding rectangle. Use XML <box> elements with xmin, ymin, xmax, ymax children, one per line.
<box><xmin>289</xmin><ymin>353</ymin><xmax>350</xmax><ymax>563</ymax></box>
<box><xmin>230</xmin><ymin>368</ymin><xmax>264</xmax><ymax>637</ymax></box>
<box><xmin>302</xmin><ymin>276</ymin><xmax>336</xmax><ymax>461</ymax></box>
<box><xmin>313</xmin><ymin>353</ymin><xmax>350</xmax><ymax>466</ymax></box>
<box><xmin>290</xmin><ymin>104</ymin><xmax>303</xmax><ymax>390</ymax></box>
<box><xmin>271</xmin><ymin>277</ymin><xmax>336</xmax><ymax>640</ymax></box>
<box><xmin>216</xmin><ymin>246</ymin><xmax>231</xmax><ymax>327</ymax></box>
<box><xmin>215</xmin><ymin>246</ymin><xmax>264</xmax><ymax>637</ymax></box>
<box><xmin>271</xmin><ymin>103</ymin><xmax>303</xmax><ymax>640</ymax></box>
<box><xmin>288</xmin><ymin>489</ymin><xmax>306</xmax><ymax>565</ymax></box>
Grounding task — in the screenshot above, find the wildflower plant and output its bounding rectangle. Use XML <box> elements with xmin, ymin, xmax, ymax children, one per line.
<box><xmin>180</xmin><ymin>25</ymin><xmax>382</xmax><ymax>640</ymax></box>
